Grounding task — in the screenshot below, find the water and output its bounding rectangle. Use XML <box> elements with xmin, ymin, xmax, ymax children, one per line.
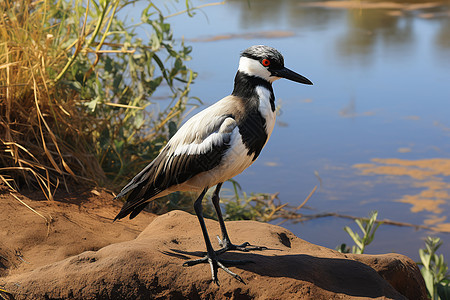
<box><xmin>132</xmin><ymin>0</ymin><xmax>450</xmax><ymax>259</ymax></box>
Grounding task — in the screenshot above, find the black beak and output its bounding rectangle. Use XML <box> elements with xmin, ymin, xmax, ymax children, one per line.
<box><xmin>272</xmin><ymin>67</ymin><xmax>313</xmax><ymax>85</ymax></box>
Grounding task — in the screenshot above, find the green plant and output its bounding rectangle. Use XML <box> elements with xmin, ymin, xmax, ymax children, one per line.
<box><xmin>67</xmin><ymin>0</ymin><xmax>199</xmax><ymax>187</ymax></box>
<box><xmin>194</xmin><ymin>180</ymin><xmax>313</xmax><ymax>222</ymax></box>
<box><xmin>336</xmin><ymin>210</ymin><xmax>382</xmax><ymax>254</ymax></box>
<box><xmin>0</xmin><ymin>0</ymin><xmax>199</xmax><ymax>198</ymax></box>
<box><xmin>220</xmin><ymin>180</ymin><xmax>282</xmax><ymax>221</ymax></box>
<box><xmin>418</xmin><ymin>237</ymin><xmax>450</xmax><ymax>300</ymax></box>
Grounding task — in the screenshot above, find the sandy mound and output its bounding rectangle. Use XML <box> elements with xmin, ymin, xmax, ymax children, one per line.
<box><xmin>1</xmin><ymin>196</ymin><xmax>427</xmax><ymax>300</ymax></box>
<box><xmin>0</xmin><ymin>188</ymin><xmax>154</xmax><ymax>276</ymax></box>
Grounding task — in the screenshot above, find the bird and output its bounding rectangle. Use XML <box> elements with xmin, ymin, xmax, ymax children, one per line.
<box><xmin>114</xmin><ymin>45</ymin><xmax>312</xmax><ymax>285</ymax></box>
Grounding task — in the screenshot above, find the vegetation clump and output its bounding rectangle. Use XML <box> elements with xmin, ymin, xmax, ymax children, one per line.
<box><xmin>0</xmin><ymin>0</ymin><xmax>196</xmax><ymax>199</ymax></box>
<box><xmin>337</xmin><ymin>212</ymin><xmax>450</xmax><ymax>300</ymax></box>
<box><xmin>419</xmin><ymin>237</ymin><xmax>450</xmax><ymax>300</ymax></box>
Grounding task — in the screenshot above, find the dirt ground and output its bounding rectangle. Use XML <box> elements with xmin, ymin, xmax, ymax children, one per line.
<box><xmin>0</xmin><ymin>186</ymin><xmax>427</xmax><ymax>299</ymax></box>
<box><xmin>0</xmin><ymin>186</ymin><xmax>156</xmax><ymax>277</ymax></box>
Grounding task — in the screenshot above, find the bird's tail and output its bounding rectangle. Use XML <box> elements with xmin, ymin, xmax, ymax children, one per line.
<box><xmin>114</xmin><ymin>162</ymin><xmax>163</xmax><ymax>221</ymax></box>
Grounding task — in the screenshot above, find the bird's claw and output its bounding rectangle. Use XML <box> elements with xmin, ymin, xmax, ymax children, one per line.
<box><xmin>216</xmin><ymin>236</ymin><xmax>267</xmax><ymax>253</ymax></box>
<box><xmin>183</xmin><ymin>254</ymin><xmax>246</xmax><ymax>285</ymax></box>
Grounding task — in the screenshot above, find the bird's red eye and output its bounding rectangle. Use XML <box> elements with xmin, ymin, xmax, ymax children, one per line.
<box><xmin>262</xmin><ymin>59</ymin><xmax>271</xmax><ymax>67</ymax></box>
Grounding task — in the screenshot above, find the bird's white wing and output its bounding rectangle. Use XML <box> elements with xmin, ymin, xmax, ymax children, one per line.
<box><xmin>114</xmin><ymin>111</ymin><xmax>237</xmax><ymax>220</ymax></box>
<box><xmin>158</xmin><ymin>114</ymin><xmax>236</xmax><ymax>187</ymax></box>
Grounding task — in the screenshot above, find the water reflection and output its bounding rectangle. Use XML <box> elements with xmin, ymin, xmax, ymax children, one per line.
<box><xmin>227</xmin><ymin>0</ymin><xmax>343</xmax><ymax>30</ymax></box>
<box><xmin>226</xmin><ymin>0</ymin><xmax>450</xmax><ymax>64</ymax></box>
<box><xmin>336</xmin><ymin>9</ymin><xmax>415</xmax><ymax>61</ymax></box>
<box><xmin>435</xmin><ymin>17</ymin><xmax>450</xmax><ymax>60</ymax></box>
<box><xmin>354</xmin><ymin>158</ymin><xmax>450</xmax><ymax>231</ymax></box>
<box><xmin>190</xmin><ymin>30</ymin><xmax>295</xmax><ymax>42</ymax></box>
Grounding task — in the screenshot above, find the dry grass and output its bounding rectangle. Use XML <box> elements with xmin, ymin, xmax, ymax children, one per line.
<box><xmin>0</xmin><ymin>0</ymin><xmax>112</xmax><ymax>199</ymax></box>
<box><xmin>0</xmin><ymin>0</ymin><xmax>197</xmax><ymax>200</ymax></box>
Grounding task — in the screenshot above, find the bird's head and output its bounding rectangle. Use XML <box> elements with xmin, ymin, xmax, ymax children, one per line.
<box><xmin>238</xmin><ymin>45</ymin><xmax>313</xmax><ymax>85</ymax></box>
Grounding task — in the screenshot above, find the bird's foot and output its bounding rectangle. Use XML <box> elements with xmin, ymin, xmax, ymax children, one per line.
<box><xmin>183</xmin><ymin>252</ymin><xmax>249</xmax><ymax>285</ymax></box>
<box><xmin>216</xmin><ymin>236</ymin><xmax>267</xmax><ymax>254</ymax></box>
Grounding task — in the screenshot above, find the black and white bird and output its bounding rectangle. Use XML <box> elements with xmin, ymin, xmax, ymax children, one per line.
<box><xmin>114</xmin><ymin>45</ymin><xmax>312</xmax><ymax>285</ymax></box>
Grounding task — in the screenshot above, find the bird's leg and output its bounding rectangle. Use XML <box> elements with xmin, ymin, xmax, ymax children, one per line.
<box><xmin>183</xmin><ymin>188</ymin><xmax>245</xmax><ymax>285</ymax></box>
<box><xmin>212</xmin><ymin>183</ymin><xmax>267</xmax><ymax>254</ymax></box>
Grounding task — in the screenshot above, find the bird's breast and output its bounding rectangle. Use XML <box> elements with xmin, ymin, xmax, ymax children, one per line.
<box><xmin>236</xmin><ymin>86</ymin><xmax>276</xmax><ymax>161</ymax></box>
<box><xmin>165</xmin><ymin>88</ymin><xmax>277</xmax><ymax>191</ymax></box>
<box><xmin>255</xmin><ymin>86</ymin><xmax>276</xmax><ymax>139</ymax></box>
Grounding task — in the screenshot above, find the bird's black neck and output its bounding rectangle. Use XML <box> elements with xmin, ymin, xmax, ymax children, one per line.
<box><xmin>232</xmin><ymin>71</ymin><xmax>275</xmax><ymax>111</ymax></box>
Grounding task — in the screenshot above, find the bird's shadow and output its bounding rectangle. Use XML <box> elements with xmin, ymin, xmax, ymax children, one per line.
<box><xmin>161</xmin><ymin>248</ymin><xmax>401</xmax><ymax>299</ymax></box>
<box><xmin>160</xmin><ymin>249</ymin><xmax>203</xmax><ymax>260</ymax></box>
